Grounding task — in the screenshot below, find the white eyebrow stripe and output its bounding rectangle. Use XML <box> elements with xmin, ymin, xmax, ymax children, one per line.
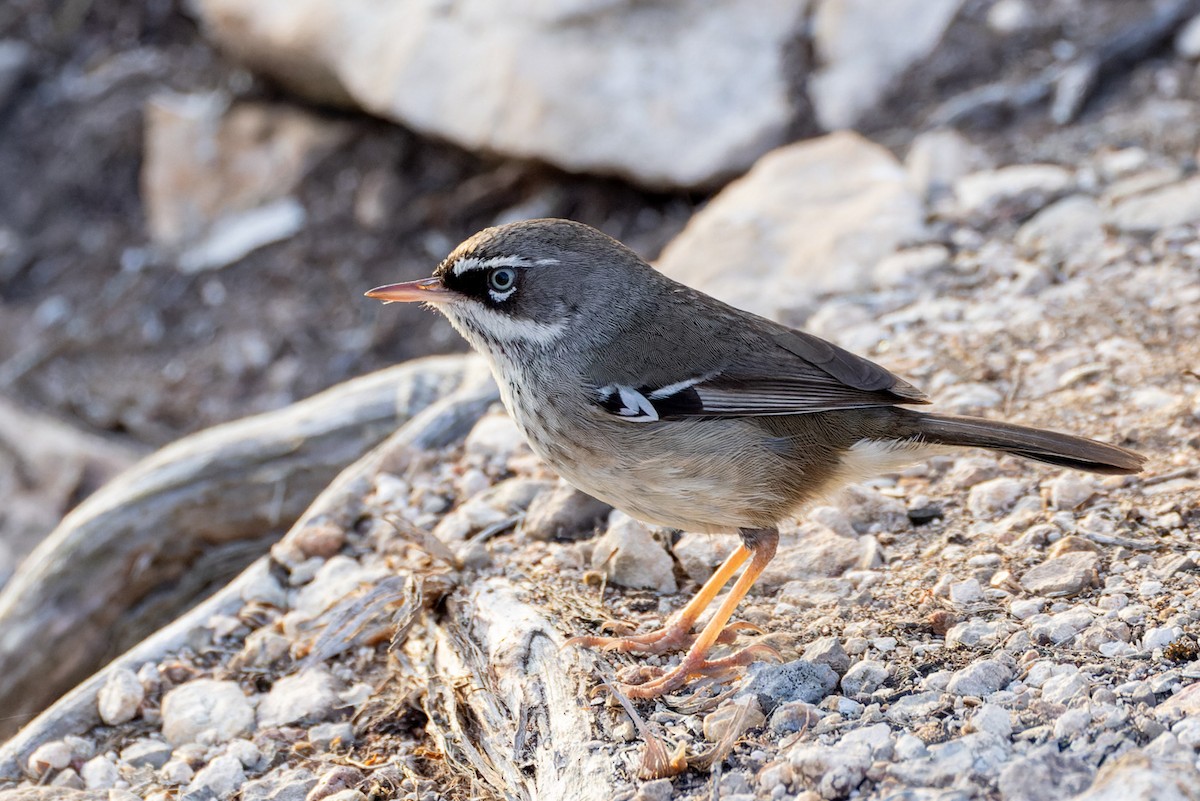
<box><xmin>451</xmin><ymin>255</ymin><xmax>530</xmax><ymax>276</ymax></box>
<box><xmin>450</xmin><ymin>255</ymin><xmax>559</xmax><ymax>276</ymax></box>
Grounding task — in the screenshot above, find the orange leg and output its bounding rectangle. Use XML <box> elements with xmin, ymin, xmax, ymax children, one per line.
<box><xmin>621</xmin><ymin>527</ymin><xmax>780</xmax><ymax>699</ymax></box>
<box><xmin>567</xmin><ymin>543</ymin><xmax>752</xmax><ymax>655</ymax></box>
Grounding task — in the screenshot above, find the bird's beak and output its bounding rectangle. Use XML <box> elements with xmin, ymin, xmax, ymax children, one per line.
<box><xmin>365</xmin><ymin>276</ymin><xmax>454</xmax><ymax>304</ymax></box>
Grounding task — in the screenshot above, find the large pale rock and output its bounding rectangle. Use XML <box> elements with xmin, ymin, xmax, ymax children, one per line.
<box><xmin>193</xmin><ymin>0</ymin><xmax>808</xmax><ymax>188</ymax></box>
<box><xmin>809</xmin><ymin>0</ymin><xmax>964</xmax><ymax>129</ymax></box>
<box><xmin>656</xmin><ymin>132</ymin><xmax>925</xmax><ymax>319</ymax></box>
<box><xmin>142</xmin><ymin>94</ymin><xmax>345</xmax><ymax>249</ymax></box>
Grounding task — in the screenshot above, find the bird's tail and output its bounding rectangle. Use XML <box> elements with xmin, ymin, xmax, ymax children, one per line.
<box><xmin>909</xmin><ymin>412</ymin><xmax>1145</xmax><ymax>475</ymax></box>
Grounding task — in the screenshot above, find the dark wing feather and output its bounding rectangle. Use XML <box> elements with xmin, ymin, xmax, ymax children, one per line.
<box><xmin>586</xmin><ymin>313</ymin><xmax>928</xmax><ymax>422</ymax></box>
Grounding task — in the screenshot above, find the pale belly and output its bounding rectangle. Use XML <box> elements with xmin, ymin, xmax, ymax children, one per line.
<box><xmin>503</xmin><ymin>384</ymin><xmax>805</xmax><ymax>533</ymax></box>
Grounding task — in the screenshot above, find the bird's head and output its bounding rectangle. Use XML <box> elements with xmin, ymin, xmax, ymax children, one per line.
<box><xmin>367</xmin><ymin>218</ymin><xmax>652</xmax><ymax>357</ymax></box>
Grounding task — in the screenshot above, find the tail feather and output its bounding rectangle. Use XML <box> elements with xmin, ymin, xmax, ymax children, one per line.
<box><xmin>911</xmin><ymin>413</ymin><xmax>1145</xmax><ymax>475</ymax></box>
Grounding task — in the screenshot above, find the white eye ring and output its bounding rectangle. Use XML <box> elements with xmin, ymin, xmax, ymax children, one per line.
<box><xmin>488</xmin><ymin>267</ymin><xmax>516</xmax><ymax>293</ymax></box>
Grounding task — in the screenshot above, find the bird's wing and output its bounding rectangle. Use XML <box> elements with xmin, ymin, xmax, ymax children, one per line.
<box><xmin>587</xmin><ymin>324</ymin><xmax>928</xmax><ymax>423</ymax></box>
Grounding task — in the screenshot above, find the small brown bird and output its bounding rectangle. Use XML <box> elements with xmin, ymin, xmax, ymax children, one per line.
<box><xmin>367</xmin><ymin>218</ymin><xmax>1144</xmax><ymax>698</ymax></box>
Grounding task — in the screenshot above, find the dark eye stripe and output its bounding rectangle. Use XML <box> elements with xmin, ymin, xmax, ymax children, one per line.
<box><xmin>443</xmin><ymin>266</ymin><xmax>519</xmax><ymax>306</ymax></box>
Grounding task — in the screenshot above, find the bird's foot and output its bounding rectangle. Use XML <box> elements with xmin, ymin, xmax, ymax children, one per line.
<box><xmin>567</xmin><ymin>617</ymin><xmax>761</xmax><ymax>656</ymax></box>
<box><xmin>616</xmin><ymin>642</ymin><xmax>782</xmax><ymax>699</ymax></box>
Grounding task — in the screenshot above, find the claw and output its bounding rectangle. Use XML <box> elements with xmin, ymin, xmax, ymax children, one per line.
<box><xmin>618</xmin><ymin>642</ymin><xmax>781</xmax><ymax>699</ymax></box>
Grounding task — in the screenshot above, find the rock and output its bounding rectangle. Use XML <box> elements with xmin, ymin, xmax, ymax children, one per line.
<box><xmin>948</xmin><ymin>456</ymin><xmax>1001</xmax><ymax>489</ymax></box>
<box><xmin>1108</xmin><ymin>176</ymin><xmax>1200</xmax><ymax>233</ymax></box>
<box><xmin>808</xmin><ymin>0</ymin><xmax>964</xmax><ymax>129</ymax></box>
<box><xmin>743</xmin><ymin>660</ymin><xmax>839</xmax><ymax>713</ymax></box>
<box><xmin>193</xmin><ymin>0</ymin><xmax>808</xmax><ymax>189</ymax></box>
<box><xmin>1158</xmin><ymin>682</ymin><xmax>1200</xmax><ymax>720</ymax></box>
<box><xmin>142</xmin><ymin>94</ymin><xmax>343</xmax><ymax>250</ymax></box>
<box><xmin>292</xmin><ymin>556</ymin><xmax>390</xmax><ymax>616</ymax></box>
<box><xmin>321</xmin><ymin>792</ymin><xmax>366</xmax><ymax>801</ymax></box>
<box><xmin>945</xmin><ymin>618</ymin><xmax>1006</xmax><ymax>648</ymax></box>
<box><xmin>161</xmin><ymin>679</ymin><xmax>255</xmax><ymax>746</ymax></box>
<box><xmin>1177</xmin><ymin>14</ymin><xmax>1200</xmax><ymax>59</ymax></box>
<box><xmin>80</xmin><ymin>755</ymin><xmax>118</xmax><ymax>790</ymax></box>
<box><xmin>885</xmin><ymin>691</ymin><xmax>945</xmax><ymax>726</ymax></box>
<box><xmin>1009</xmin><ymin>598</ymin><xmax>1045</xmax><ymax>620</ymax></box>
<box><xmin>996</xmin><ymin>745</ymin><xmax>1093</xmax><ymax>801</ymax></box>
<box><xmin>802</xmin><ymin>637</ymin><xmax>852</xmax><ymax>676</ymax></box>
<box><xmin>967</xmin><ymin>478</ymin><xmax>1025</xmax><ymax>518</ymax></box>
<box><xmin>841</xmin><ymin>660</ymin><xmax>889</xmax><ymax>697</ymax></box>
<box><xmin>120</xmin><ymin>739</ymin><xmax>173</xmax><ymax>769</ymax></box>
<box><xmin>28</xmin><ymin>740</ymin><xmax>73</xmax><ymax>774</ymax></box>
<box><xmin>835</xmin><ymin>484</ymin><xmax>911</xmax><ymax>534</ymax></box>
<box><xmin>160</xmin><ymin>758</ymin><xmax>195</xmax><ymax>786</ymax></box>
<box><xmin>306</xmin><ymin>766</ymin><xmax>364</xmax><ymax>801</ymax></box>
<box><xmin>905</xmin><ymin>128</ymin><xmax>992</xmax><ymax>198</ymax></box>
<box><xmin>1073</xmin><ymin>751</ymin><xmax>1200</xmax><ymax>800</ymax></box>
<box><xmin>463</xmin><ymin>413</ymin><xmax>527</xmax><ymax>463</ymax></box>
<box><xmin>258</xmin><ymin>668</ymin><xmax>340</xmax><ymax>728</ymax></box>
<box><xmin>764</xmin><ymin>523</ymin><xmax>866</xmax><ymax>585</ymax></box>
<box><xmin>521</xmin><ymin>481</ymin><xmax>612</xmax><ymax>542</ymax></box>
<box><xmin>1143</xmin><ymin>626</ymin><xmax>1184</xmax><ymax>653</ymax></box>
<box><xmin>673</xmin><ymin>532</ymin><xmax>738</xmax><ymax>584</ymax></box>
<box><xmin>97</xmin><ymin>668</ymin><xmax>144</xmax><ymax>725</ymax></box>
<box><xmin>1040</xmin><ymin>671</ymin><xmax>1090</xmax><ymax>705</ymax></box>
<box><xmin>1054</xmin><ymin>707</ymin><xmax>1092</xmax><ymax>739</ymax></box>
<box><xmin>243</xmin><ymin>768</ymin><xmax>318</xmax><ymax>801</ymax></box>
<box><xmin>1020</xmin><ymin>552</ymin><xmax>1100</xmax><ymax>597</ymax></box>
<box><xmin>1047</xmin><ymin>472</ymin><xmax>1098</xmax><ymax>510</ymax></box>
<box><xmin>949</xmin><ymin>578</ymin><xmax>985</xmax><ymax>605</ymax></box>
<box><xmin>591</xmin><ymin>512</ymin><xmax>676</xmax><ymax>594</ymax></box>
<box><xmin>1015</xmin><ymin>195</ymin><xmax>1106</xmax><ymax>264</ymax></box>
<box><xmin>188</xmin><ymin>754</ymin><xmax>246</xmax><ymax>798</ymax></box>
<box><xmin>969</xmin><ymin>704</ymin><xmax>1012</xmax><ymax>739</ymax></box>
<box><xmin>703</xmin><ymin>697</ymin><xmax>766</xmax><ymax>741</ymax></box>
<box><xmin>632</xmin><ymin>778</ymin><xmax>674</xmax><ymax>801</ymax></box>
<box><xmin>178</xmin><ymin>198</ymin><xmax>306</xmax><ymax>273</ymax></box>
<box><xmin>789</xmin><ymin>738</ymin><xmax>873</xmax><ymax>800</ymax></box>
<box><xmin>954</xmin><ymin>164</ymin><xmax>1073</xmax><ymax>216</ymax></box>
<box><xmin>1030</xmin><ymin>608</ymin><xmax>1095</xmax><ymax>645</ymax></box>
<box><xmin>656</xmin><ymin>132</ymin><xmax>925</xmax><ymax>319</ymax></box>
<box><xmin>768</xmin><ymin>701</ymin><xmax>822</xmax><ymax>735</ymax></box>
<box><xmin>946</xmin><ymin>659</ymin><xmax>1012</xmax><ymax>696</ymax></box>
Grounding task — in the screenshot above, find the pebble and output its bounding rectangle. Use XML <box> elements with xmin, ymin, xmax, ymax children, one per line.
<box><xmin>1178</xmin><ymin>13</ymin><xmax>1200</xmax><ymax>58</ymax></box>
<box><xmin>947</xmin><ymin>659</ymin><xmax>1013</xmax><ymax>696</ymax></box>
<box><xmin>969</xmin><ymin>703</ymin><xmax>1013</xmax><ymax>738</ymax></box>
<box><xmin>884</xmin><ymin>691</ymin><xmax>945</xmax><ymax>725</ymax></box>
<box><xmin>835</xmin><ymin>484</ymin><xmax>910</xmax><ymax>534</ymax></box>
<box><xmin>242</xmin><ymin>767</ymin><xmax>318</xmax><ymax>801</ymax></box>
<box><xmin>463</xmin><ymin>413</ymin><xmax>526</xmax><ymax>462</ymax></box>
<box><xmin>949</xmin><ymin>577</ymin><xmax>985</xmax><ymax>605</ymax></box>
<box><xmin>121</xmin><ymin>739</ymin><xmax>173</xmax><ymax>769</ymax></box>
<box><xmin>948</xmin><ymin>456</ymin><xmax>1001</xmax><ymax>489</ymax></box>
<box><xmin>743</xmin><ymin>659</ymin><xmax>839</xmax><ymax>712</ymax></box>
<box><xmin>967</xmin><ymin>478</ymin><xmax>1025</xmax><ymax>518</ymax></box>
<box><xmin>306</xmin><ymin>766</ymin><xmax>364</xmax><ymax>801</ymax></box>
<box><xmin>188</xmin><ymin>754</ymin><xmax>245</xmax><ymax>798</ymax></box>
<box><xmin>80</xmin><ymin>755</ymin><xmax>118</xmax><ymax>790</ymax></box>
<box><xmin>632</xmin><ymin>778</ymin><xmax>674</xmax><ymax>801</ymax></box>
<box><xmin>802</xmin><ymin>636</ymin><xmax>851</xmax><ymax>676</ymax></box>
<box><xmin>1020</xmin><ymin>552</ymin><xmax>1099</xmax><ymax>597</ymax></box>
<box><xmin>1010</xmin><ymin>598</ymin><xmax>1045</xmax><ymax>620</ymax></box>
<box><xmin>258</xmin><ymin>668</ymin><xmax>340</xmax><ymax>728</ymax></box>
<box><xmin>591</xmin><ymin>512</ymin><xmax>677</xmax><ymax>593</ymax></box>
<box><xmin>768</xmin><ymin>701</ymin><xmax>822</xmax><ymax>735</ymax></box>
<box><xmin>954</xmin><ymin>164</ymin><xmax>1073</xmax><ymax>215</ymax></box>
<box><xmin>1041</xmin><ymin>671</ymin><xmax>1090</xmax><ymax>705</ymax></box>
<box><xmin>98</xmin><ymin>668</ymin><xmax>144</xmax><ymax>725</ymax></box>
<box><xmin>521</xmin><ymin>480</ymin><xmax>612</xmax><ymax>541</ymax></box>
<box><xmin>703</xmin><ymin>698</ymin><xmax>766</xmax><ymax>741</ymax></box>
<box><xmin>321</xmin><ymin>791</ymin><xmax>366</xmax><ymax>801</ymax></box>
<box><xmin>1054</xmin><ymin>707</ymin><xmax>1092</xmax><ymax>739</ymax></box>
<box><xmin>1143</xmin><ymin>625</ymin><xmax>1184</xmax><ymax>653</ymax></box>
<box><xmin>309</xmin><ymin>722</ymin><xmax>355</xmax><ymax>751</ymax></box>
<box><xmin>161</xmin><ymin>679</ymin><xmax>255</xmax><ymax>746</ymax></box>
<box><xmin>1047</xmin><ymin>472</ymin><xmax>1096</xmax><ymax>510</ymax></box>
<box><xmin>841</xmin><ymin>660</ymin><xmax>889</xmax><ymax>697</ymax></box>
<box><xmin>996</xmin><ymin>746</ymin><xmax>1092</xmax><ymax>800</ymax></box>
<box><xmin>28</xmin><ymin>740</ymin><xmax>73</xmax><ymax>774</ymax></box>
<box><xmin>159</xmin><ymin>759</ymin><xmax>194</xmax><ymax>786</ymax></box>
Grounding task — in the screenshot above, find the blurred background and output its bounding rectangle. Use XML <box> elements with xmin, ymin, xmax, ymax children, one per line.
<box><xmin>1</xmin><ymin>0</ymin><xmax>1198</xmax><ymax>584</ymax></box>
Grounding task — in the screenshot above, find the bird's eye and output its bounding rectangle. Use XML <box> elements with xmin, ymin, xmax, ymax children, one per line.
<box><xmin>488</xmin><ymin>267</ymin><xmax>517</xmax><ymax>293</ymax></box>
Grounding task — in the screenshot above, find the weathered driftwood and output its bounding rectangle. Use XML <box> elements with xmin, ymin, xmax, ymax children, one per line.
<box><xmin>0</xmin><ymin>355</ymin><xmax>477</xmax><ymax>737</ymax></box>
<box><xmin>0</xmin><ymin>362</ymin><xmax>500</xmax><ymax>781</ymax></box>
<box><xmin>423</xmin><ymin>578</ymin><xmax>618</xmax><ymax>801</ymax></box>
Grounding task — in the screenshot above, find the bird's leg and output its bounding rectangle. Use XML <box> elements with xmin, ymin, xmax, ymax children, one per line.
<box><xmin>621</xmin><ymin>527</ymin><xmax>780</xmax><ymax>699</ymax></box>
<box><xmin>567</xmin><ymin>543</ymin><xmax>751</xmax><ymax>655</ymax></box>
